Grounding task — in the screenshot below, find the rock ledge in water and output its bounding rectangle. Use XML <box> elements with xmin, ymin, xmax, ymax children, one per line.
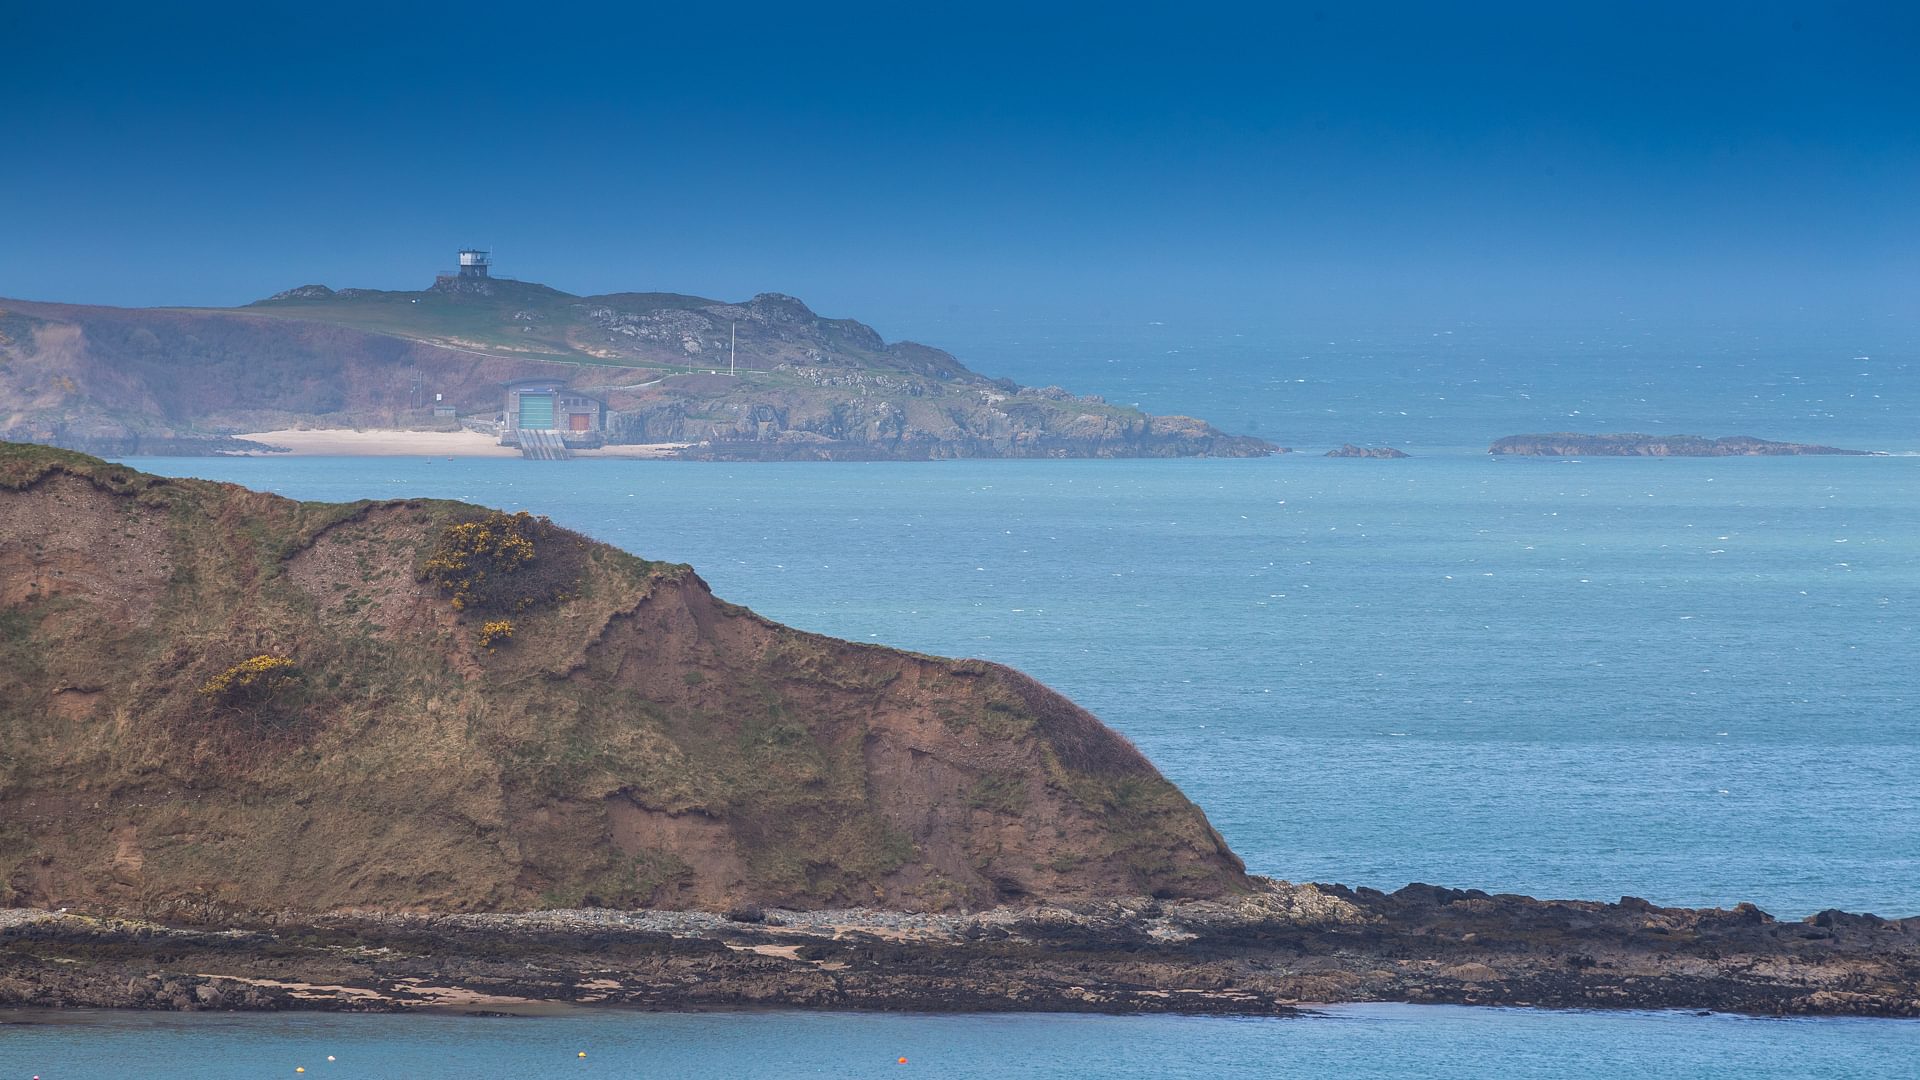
<box><xmin>1489</xmin><ymin>433</ymin><xmax>1872</xmax><ymax>457</ymax></box>
<box><xmin>1325</xmin><ymin>443</ymin><xmax>1410</xmax><ymax>458</ymax></box>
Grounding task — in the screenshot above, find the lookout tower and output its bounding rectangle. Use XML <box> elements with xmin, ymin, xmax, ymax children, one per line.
<box><xmin>456</xmin><ymin>249</ymin><xmax>491</xmax><ymax>279</ymax></box>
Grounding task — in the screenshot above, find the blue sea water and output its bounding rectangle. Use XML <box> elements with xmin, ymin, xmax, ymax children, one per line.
<box><xmin>911</xmin><ymin>317</ymin><xmax>1919</xmax><ymax>451</ymax></box>
<box><xmin>138</xmin><ymin>451</ymin><xmax>1920</xmax><ymax>918</ymax></box>
<box><xmin>6</xmin><ymin>1005</ymin><xmax>1919</xmax><ymax>1080</ymax></box>
<box><xmin>52</xmin><ymin>333</ymin><xmax>1918</xmax><ymax>1072</ymax></box>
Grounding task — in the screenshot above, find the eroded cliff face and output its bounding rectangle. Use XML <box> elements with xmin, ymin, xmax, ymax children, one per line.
<box><xmin>0</xmin><ymin>444</ymin><xmax>1247</xmax><ymax>918</ymax></box>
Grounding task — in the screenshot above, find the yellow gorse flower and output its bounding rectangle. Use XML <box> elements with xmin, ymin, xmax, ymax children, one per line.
<box><xmin>424</xmin><ymin>511</ymin><xmax>540</xmax><ymax>610</ymax></box>
<box><xmin>200</xmin><ymin>654</ymin><xmax>296</xmax><ymax>698</ymax></box>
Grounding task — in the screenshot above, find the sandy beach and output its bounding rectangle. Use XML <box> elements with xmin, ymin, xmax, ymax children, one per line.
<box><xmin>231</xmin><ymin>430</ymin><xmax>688</xmax><ymax>458</ymax></box>
<box><xmin>232</xmin><ymin>429</ymin><xmax>521</xmax><ymax>457</ymax></box>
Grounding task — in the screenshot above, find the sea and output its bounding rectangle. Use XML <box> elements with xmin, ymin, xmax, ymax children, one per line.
<box><xmin>8</xmin><ymin>320</ymin><xmax>1915</xmax><ymax>1075</ymax></box>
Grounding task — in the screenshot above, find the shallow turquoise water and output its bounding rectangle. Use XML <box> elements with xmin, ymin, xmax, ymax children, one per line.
<box><xmin>137</xmin><ymin>451</ymin><xmax>1920</xmax><ymax>918</ymax></box>
<box><xmin>6</xmin><ymin>1005</ymin><xmax>1919</xmax><ymax>1079</ymax></box>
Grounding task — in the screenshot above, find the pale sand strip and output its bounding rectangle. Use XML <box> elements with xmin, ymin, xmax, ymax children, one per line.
<box><xmin>232</xmin><ymin>429</ymin><xmax>693</xmax><ymax>459</ymax></box>
<box><xmin>232</xmin><ymin>429</ymin><xmax>521</xmax><ymax>457</ymax></box>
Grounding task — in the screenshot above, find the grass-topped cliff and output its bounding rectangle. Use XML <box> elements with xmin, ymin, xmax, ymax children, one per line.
<box><xmin>0</xmin><ymin>279</ymin><xmax>1277</xmax><ymax>459</ymax></box>
<box><xmin>0</xmin><ymin>442</ymin><xmax>1248</xmax><ymax>918</ymax></box>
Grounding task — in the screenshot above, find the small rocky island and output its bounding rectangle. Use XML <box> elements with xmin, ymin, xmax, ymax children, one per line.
<box><xmin>1490</xmin><ymin>433</ymin><xmax>1873</xmax><ymax>457</ymax></box>
<box><xmin>1</xmin><ymin>444</ymin><xmax>1914</xmax><ymax>1018</ymax></box>
<box><xmin>1325</xmin><ymin>444</ymin><xmax>1409</xmax><ymax>458</ymax></box>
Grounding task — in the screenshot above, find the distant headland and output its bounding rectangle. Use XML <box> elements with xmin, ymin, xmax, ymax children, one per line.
<box><xmin>0</xmin><ymin>251</ymin><xmax>1279</xmax><ymax>461</ymax></box>
<box><xmin>1490</xmin><ymin>433</ymin><xmax>1875</xmax><ymax>457</ymax></box>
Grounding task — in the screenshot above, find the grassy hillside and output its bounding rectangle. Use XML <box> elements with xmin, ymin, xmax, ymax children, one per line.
<box><xmin>0</xmin><ymin>442</ymin><xmax>1249</xmax><ymax>917</ymax></box>
<box><xmin>0</xmin><ymin>278</ymin><xmax>1279</xmax><ymax>459</ymax></box>
<box><xmin>242</xmin><ymin>279</ymin><xmax>925</xmax><ymax>376</ymax></box>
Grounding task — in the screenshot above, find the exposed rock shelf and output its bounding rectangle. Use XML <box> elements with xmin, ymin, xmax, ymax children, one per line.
<box><xmin>4</xmin><ymin>883</ymin><xmax>1916</xmax><ymax>1017</ymax></box>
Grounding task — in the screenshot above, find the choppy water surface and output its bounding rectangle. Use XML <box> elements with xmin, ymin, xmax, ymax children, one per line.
<box><xmin>6</xmin><ymin>1005</ymin><xmax>1920</xmax><ymax>1079</ymax></box>
<box><xmin>142</xmin><ymin>452</ymin><xmax>1919</xmax><ymax>917</ymax></box>
<box><xmin>915</xmin><ymin>317</ymin><xmax>1919</xmax><ymax>451</ymax></box>
<box><xmin>104</xmin><ymin>368</ymin><xmax>1920</xmax><ymax>1071</ymax></box>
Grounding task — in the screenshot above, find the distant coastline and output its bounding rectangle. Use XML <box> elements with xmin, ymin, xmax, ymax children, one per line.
<box><xmin>0</xmin><ymin>273</ymin><xmax>1278</xmax><ymax>461</ymax></box>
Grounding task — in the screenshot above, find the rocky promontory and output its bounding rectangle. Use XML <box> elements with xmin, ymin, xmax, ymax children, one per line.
<box><xmin>0</xmin><ymin>443</ymin><xmax>1244</xmax><ymax>916</ymax></box>
<box><xmin>1490</xmin><ymin>433</ymin><xmax>1873</xmax><ymax>457</ymax></box>
<box><xmin>3</xmin><ymin>443</ymin><xmax>1916</xmax><ymax>1020</ymax></box>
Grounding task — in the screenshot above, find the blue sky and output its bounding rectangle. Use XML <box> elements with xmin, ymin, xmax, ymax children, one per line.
<box><xmin>2</xmin><ymin>1</ymin><xmax>1914</xmax><ymax>333</ymax></box>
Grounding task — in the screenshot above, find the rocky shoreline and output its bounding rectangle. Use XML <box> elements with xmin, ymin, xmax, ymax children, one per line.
<box><xmin>6</xmin><ymin>882</ymin><xmax>1915</xmax><ymax>1019</ymax></box>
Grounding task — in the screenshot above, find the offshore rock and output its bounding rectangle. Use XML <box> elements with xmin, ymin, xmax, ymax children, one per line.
<box><xmin>1489</xmin><ymin>433</ymin><xmax>1873</xmax><ymax>457</ymax></box>
<box><xmin>1324</xmin><ymin>444</ymin><xmax>1409</xmax><ymax>458</ymax></box>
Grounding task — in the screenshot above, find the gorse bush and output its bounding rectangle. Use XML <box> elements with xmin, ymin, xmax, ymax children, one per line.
<box><xmin>423</xmin><ymin>510</ymin><xmax>583</xmax><ymax>613</ymax></box>
<box><xmin>425</xmin><ymin>512</ymin><xmax>537</xmax><ymax>609</ymax></box>
<box><xmin>479</xmin><ymin>619</ymin><xmax>514</xmax><ymax>648</ymax></box>
<box><xmin>200</xmin><ymin>654</ymin><xmax>297</xmax><ymax>702</ymax></box>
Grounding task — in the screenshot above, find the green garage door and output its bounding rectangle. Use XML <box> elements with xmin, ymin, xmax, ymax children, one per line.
<box><xmin>518</xmin><ymin>392</ymin><xmax>556</xmax><ymax>429</ymax></box>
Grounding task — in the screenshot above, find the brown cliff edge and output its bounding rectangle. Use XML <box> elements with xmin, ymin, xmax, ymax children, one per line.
<box><xmin>0</xmin><ymin>442</ymin><xmax>1243</xmax><ymax>916</ymax></box>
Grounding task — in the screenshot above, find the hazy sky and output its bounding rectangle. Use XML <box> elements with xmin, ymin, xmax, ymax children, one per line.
<box><xmin>3</xmin><ymin>1</ymin><xmax>1914</xmax><ymax>332</ymax></box>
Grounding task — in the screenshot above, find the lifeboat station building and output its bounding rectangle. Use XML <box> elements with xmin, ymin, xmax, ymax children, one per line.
<box><xmin>501</xmin><ymin>379</ymin><xmax>608</xmax><ymax>449</ymax></box>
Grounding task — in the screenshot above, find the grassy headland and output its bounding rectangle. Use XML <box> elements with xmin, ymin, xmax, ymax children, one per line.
<box><xmin>0</xmin><ymin>278</ymin><xmax>1279</xmax><ymax>459</ymax></box>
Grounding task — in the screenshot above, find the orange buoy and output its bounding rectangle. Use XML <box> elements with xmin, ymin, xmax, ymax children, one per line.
<box><xmin>898</xmin><ymin>1057</ymin><xmax>909</xmax><ymax>1065</ymax></box>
